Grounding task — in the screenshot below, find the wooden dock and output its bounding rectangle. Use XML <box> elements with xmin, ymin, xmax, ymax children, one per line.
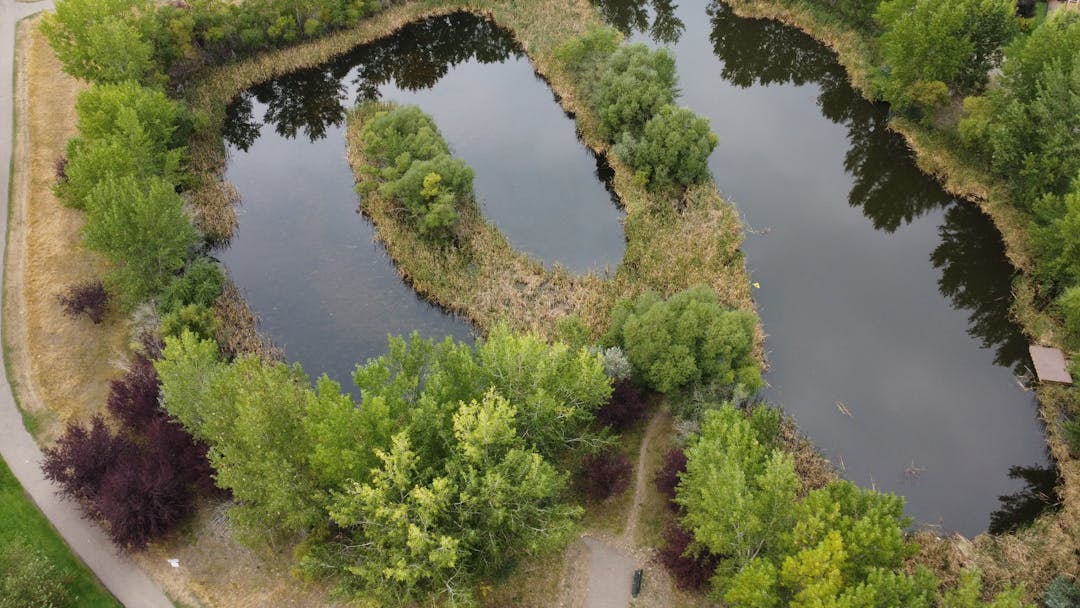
<box><xmin>1029</xmin><ymin>345</ymin><xmax>1074</xmax><ymax>385</ymax></box>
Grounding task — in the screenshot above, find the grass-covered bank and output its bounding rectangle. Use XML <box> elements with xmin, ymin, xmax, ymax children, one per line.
<box><xmin>0</xmin><ymin>459</ymin><xmax>121</xmax><ymax>608</ymax></box>
<box><xmin>723</xmin><ymin>0</ymin><xmax>1080</xmax><ymax>597</ymax></box>
<box><xmin>186</xmin><ymin>0</ymin><xmax>755</xmax><ymax>340</ymax></box>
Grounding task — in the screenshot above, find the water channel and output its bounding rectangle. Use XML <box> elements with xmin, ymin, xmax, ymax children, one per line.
<box><xmin>218</xmin><ymin>13</ymin><xmax>626</xmax><ymax>386</ymax></box>
<box><xmin>219</xmin><ymin>4</ymin><xmax>1052</xmax><ymax>536</ymax></box>
<box><xmin>595</xmin><ymin>0</ymin><xmax>1051</xmax><ymax>535</ymax></box>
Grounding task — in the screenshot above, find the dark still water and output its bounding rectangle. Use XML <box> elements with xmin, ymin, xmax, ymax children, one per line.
<box><xmin>595</xmin><ymin>0</ymin><xmax>1049</xmax><ymax>535</ymax></box>
<box><xmin>218</xmin><ymin>13</ymin><xmax>625</xmax><ymax>386</ymax></box>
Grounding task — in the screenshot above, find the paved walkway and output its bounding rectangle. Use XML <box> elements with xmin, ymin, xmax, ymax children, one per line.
<box><xmin>579</xmin><ymin>413</ymin><xmax>665</xmax><ymax>608</ymax></box>
<box><xmin>0</xmin><ymin>2</ymin><xmax>173</xmax><ymax>606</ymax></box>
<box><xmin>582</xmin><ymin>537</ymin><xmax>636</xmax><ymax>608</ymax></box>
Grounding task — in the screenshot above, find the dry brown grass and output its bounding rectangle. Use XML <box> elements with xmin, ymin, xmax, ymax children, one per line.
<box><xmin>132</xmin><ymin>500</ymin><xmax>351</xmax><ymax>608</ymax></box>
<box><xmin>4</xmin><ymin>17</ymin><xmax>130</xmax><ymax>443</ymax></box>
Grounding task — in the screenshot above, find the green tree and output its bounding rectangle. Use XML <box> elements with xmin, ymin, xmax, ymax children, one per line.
<box><xmin>990</xmin><ymin>59</ymin><xmax>1080</xmax><ymax>203</ymax></box>
<box><xmin>615</xmin><ymin>104</ymin><xmax>717</xmax><ymax>191</ymax></box>
<box><xmin>722</xmin><ymin>480</ymin><xmax>931</xmax><ymax>606</ymax></box>
<box><xmin>58</xmin><ymin>108</ymin><xmax>186</xmax><ymax>210</ymax></box>
<box><xmin>604</xmin><ymin>285</ymin><xmax>761</xmax><ymax>394</ymax></box>
<box><xmin>171</xmin><ymin>353</ymin><xmax>324</xmax><ymax>541</ymax></box>
<box><xmin>875</xmin><ymin>0</ymin><xmax>1015</xmax><ymax>110</ymax></box>
<box><xmin>328</xmin><ymin>391</ymin><xmax>579</xmax><ymax>606</ymax></box>
<box><xmin>155</xmin><ymin>330</ymin><xmax>223</xmax><ymax>434</ymax></box>
<box><xmin>1031</xmin><ymin>176</ymin><xmax>1080</xmax><ymax>288</ymax></box>
<box><xmin>592</xmin><ymin>44</ymin><xmax>678</xmax><ymax>139</ymax></box>
<box><xmin>82</xmin><ymin>176</ymin><xmax>197</xmax><ymax>309</ymax></box>
<box><xmin>472</xmin><ymin>324</ymin><xmax>611</xmax><ymax>457</ymax></box>
<box><xmin>675</xmin><ymin>404</ymin><xmax>798</xmax><ymax>580</ymax></box>
<box><xmin>41</xmin><ymin>0</ymin><xmax>156</xmax><ymax>84</ymax></box>
<box><xmin>352</xmin><ymin>325</ymin><xmax>611</xmax><ymax>460</ymax></box>
<box><xmin>381</xmin><ymin>154</ymin><xmax>473</xmax><ymax>240</ymax></box>
<box><xmin>74</xmin><ymin>81</ymin><xmax>192</xmax><ymax>149</ymax></box>
<box><xmin>940</xmin><ymin>570</ymin><xmax>1032</xmax><ymax>608</ymax></box>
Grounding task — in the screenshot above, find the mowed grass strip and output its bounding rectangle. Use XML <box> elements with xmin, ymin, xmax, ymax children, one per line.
<box><xmin>0</xmin><ymin>459</ymin><xmax>120</xmax><ymax>607</ymax></box>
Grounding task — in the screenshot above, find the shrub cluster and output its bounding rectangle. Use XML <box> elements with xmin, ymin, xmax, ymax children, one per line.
<box><xmin>158</xmin><ymin>258</ymin><xmax>226</xmax><ymax>342</ymax></box>
<box><xmin>1044</xmin><ymin>576</ymin><xmax>1080</xmax><ymax>608</ymax></box>
<box><xmin>557</xmin><ymin>29</ymin><xmax>717</xmax><ymax>192</ymax></box>
<box><xmin>603</xmin><ymin>285</ymin><xmax>761</xmax><ymax>395</ymax></box>
<box><xmin>357</xmin><ymin>105</ymin><xmax>474</xmax><ymax>241</ymax></box>
<box><xmin>42</xmin><ymin>0</ymin><xmax>383</xmax><ymax>87</ymax></box>
<box><xmin>42</xmin><ymin>354</ymin><xmax>214</xmax><ymax>550</ymax></box>
<box><xmin>156</xmin><ymin>325</ymin><xmax>612</xmax><ymax>606</ymax></box>
<box><xmin>663</xmin><ymin>403</ymin><xmax>1032</xmax><ymax>607</ymax></box>
<box><xmin>595</xmin><ymin>378</ymin><xmax>649</xmax><ymax>430</ymax></box>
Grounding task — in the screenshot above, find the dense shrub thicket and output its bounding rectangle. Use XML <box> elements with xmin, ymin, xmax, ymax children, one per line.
<box><xmin>356</xmin><ymin>105</ymin><xmax>474</xmax><ymax>241</ymax></box>
<box><xmin>664</xmin><ymin>403</ymin><xmax>1032</xmax><ymax>607</ymax></box>
<box><xmin>603</xmin><ymin>285</ymin><xmax>761</xmax><ymax>394</ymax></box>
<box><xmin>155</xmin><ymin>325</ymin><xmax>612</xmax><ymax>606</ymax></box>
<box><xmin>556</xmin><ymin>28</ymin><xmax>717</xmax><ymax>192</ymax></box>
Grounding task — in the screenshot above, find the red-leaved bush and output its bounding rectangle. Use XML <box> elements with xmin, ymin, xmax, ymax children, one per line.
<box><xmin>42</xmin><ymin>415</ymin><xmax>126</xmax><ymax>511</ymax></box>
<box><xmin>42</xmin><ymin>353</ymin><xmax>215</xmax><ymax>550</ymax></box>
<box><xmin>595</xmin><ymin>379</ymin><xmax>649</xmax><ymax>430</ymax></box>
<box><xmin>654</xmin><ymin>448</ymin><xmax>688</xmax><ymax>504</ymax></box>
<box><xmin>658</xmin><ymin>522</ymin><xmax>720</xmax><ymax>591</ymax></box>
<box><xmin>578</xmin><ymin>448</ymin><xmax>632</xmax><ymax>501</ymax></box>
<box><xmin>106</xmin><ymin>355</ymin><xmax>161</xmax><ymax>430</ymax></box>
<box><xmin>57</xmin><ymin>280</ymin><xmax>109</xmax><ymax>324</ymax></box>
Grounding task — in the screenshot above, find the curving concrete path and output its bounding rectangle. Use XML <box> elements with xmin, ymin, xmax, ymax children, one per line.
<box><xmin>0</xmin><ymin>1</ymin><xmax>174</xmax><ymax>606</ymax></box>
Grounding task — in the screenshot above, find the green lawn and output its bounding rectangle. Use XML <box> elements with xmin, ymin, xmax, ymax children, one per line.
<box><xmin>0</xmin><ymin>457</ymin><xmax>120</xmax><ymax>607</ymax></box>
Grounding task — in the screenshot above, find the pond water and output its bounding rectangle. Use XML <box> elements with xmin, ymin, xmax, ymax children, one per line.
<box><xmin>219</xmin><ymin>3</ymin><xmax>1052</xmax><ymax>535</ymax></box>
<box><xmin>594</xmin><ymin>0</ymin><xmax>1051</xmax><ymax>536</ymax></box>
<box><xmin>218</xmin><ymin>13</ymin><xmax>625</xmax><ymax>386</ymax></box>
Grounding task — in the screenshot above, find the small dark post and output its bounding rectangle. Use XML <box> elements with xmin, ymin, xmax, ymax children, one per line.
<box><xmin>632</xmin><ymin>569</ymin><xmax>643</xmax><ymax>597</ymax></box>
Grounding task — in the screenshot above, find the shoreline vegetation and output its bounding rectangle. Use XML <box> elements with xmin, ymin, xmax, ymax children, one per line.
<box><xmin>723</xmin><ymin>0</ymin><xmax>1079</xmax><ymax>596</ymax></box>
<box><xmin>8</xmin><ymin>0</ymin><xmax>1077</xmax><ymax>604</ymax></box>
<box><xmin>186</xmin><ymin>0</ymin><xmax>757</xmax><ymax>341</ymax></box>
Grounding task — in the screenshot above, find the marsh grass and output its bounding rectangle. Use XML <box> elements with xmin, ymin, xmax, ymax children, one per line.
<box><xmin>186</xmin><ymin>0</ymin><xmax>758</xmax><ymax>341</ymax></box>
